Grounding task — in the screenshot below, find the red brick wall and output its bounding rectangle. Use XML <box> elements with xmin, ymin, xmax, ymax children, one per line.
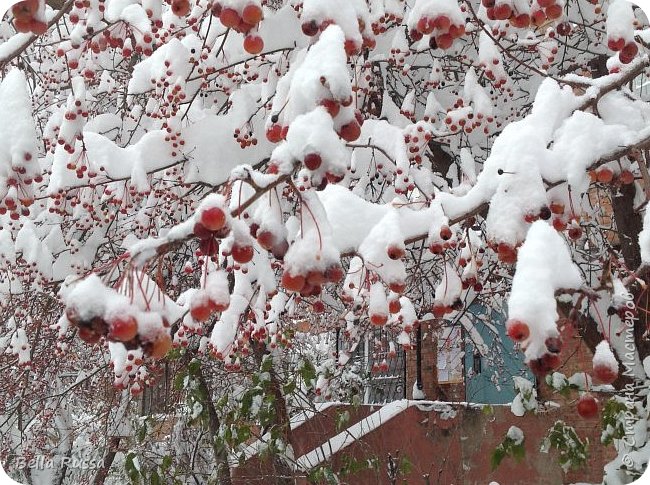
<box><xmin>233</xmin><ymin>403</ymin><xmax>615</xmax><ymax>484</ymax></box>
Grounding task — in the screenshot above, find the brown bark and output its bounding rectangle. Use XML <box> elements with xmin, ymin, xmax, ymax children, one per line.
<box><xmin>609</xmin><ymin>180</ymin><xmax>650</xmax><ymax>363</ymax></box>
<box><xmin>91</xmin><ymin>437</ymin><xmax>121</xmax><ymax>485</ymax></box>
<box><xmin>251</xmin><ymin>342</ymin><xmax>295</xmax><ymax>485</ymax></box>
<box><xmin>196</xmin><ymin>366</ymin><xmax>233</xmax><ymax>485</ymax></box>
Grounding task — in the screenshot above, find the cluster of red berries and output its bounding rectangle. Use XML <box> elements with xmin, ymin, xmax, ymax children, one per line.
<box><xmin>389</xmin><ymin>44</ymin><xmax>410</xmax><ymax>72</ymax></box>
<box><xmin>281</xmin><ymin>263</ymin><xmax>344</xmax><ymax>298</ymax></box>
<box><xmin>410</xmin><ymin>13</ymin><xmax>465</xmax><ymax>50</ymax></box>
<box><xmin>212</xmin><ymin>2</ymin><xmax>264</xmax><ymax>54</ymax></box>
<box><xmin>266</xmin><ymin>97</ymin><xmax>361</xmax><ymax>147</ymax></box>
<box><xmin>11</xmin><ymin>0</ymin><xmax>47</xmax><ymax>35</ymax></box>
<box><xmin>193</xmin><ymin>205</ymin><xmax>254</xmax><ymax>264</ymax></box>
<box><xmin>233</xmin><ymin>128</ymin><xmax>258</xmax><ymax>149</ymax></box>
<box><xmin>608</xmin><ymin>37</ymin><xmax>639</xmax><ymax>64</ymax></box>
<box><xmin>506</xmin><ymin>319</ymin><xmax>562</xmax><ymax>375</ymax></box>
<box><xmin>546</xmin><ymin>201</ymin><xmax>580</xmax><ymax>239</ymax></box>
<box><xmin>403</xmin><ymin>124</ymin><xmax>434</xmax><ymax>165</ymax></box>
<box><xmin>0</xmin><ymin>166</ymin><xmax>38</xmax><ymax>220</ymax></box>
<box><xmin>189</xmin><ymin>289</ymin><xmax>229</xmax><ymax>322</ymax></box>
<box><xmin>506</xmin><ymin>318</ymin><xmax>613</xmax><ymax>419</ymax></box>
<box><xmin>249</xmin><ymin>223</ymin><xmax>289</xmax><ymax>260</ymax></box>
<box><xmin>432</xmin><ymin>299</ymin><xmax>464</xmax><ymax>319</ymax></box>
<box><xmin>445</xmin><ymin>104</ymin><xmax>493</xmax><ymax>135</ymax></box>
<box><xmin>370</xmin><ymin>12</ymin><xmax>403</xmax><ymax>36</ymax></box>
<box><xmin>484</xmin><ymin>0</ymin><xmax>561</xmax><ymax>29</ymax></box>
<box><xmin>371</xmin><ymin>359</ymin><xmax>390</xmax><ymax>373</ymax></box>
<box><xmin>523</xmin><ymin>205</ymin><xmax>552</xmax><ymax>224</ymax></box>
<box><xmin>66</xmin><ymin>305</ymin><xmax>172</xmax><ymax>359</ymax></box>
<box><xmin>301</xmin><ymin>18</ymin><xmax>374</xmax><ymax>56</ymax></box>
<box><xmin>488</xmin><ymin>241</ymin><xmax>519</xmax><ymax>264</ymax></box>
<box><xmin>429</xmin><ymin>225</ymin><xmax>456</xmax><ymax>254</ymax></box>
<box><xmin>588</xmin><ymin>167</ymin><xmax>635</xmax><ymax>185</ymax></box>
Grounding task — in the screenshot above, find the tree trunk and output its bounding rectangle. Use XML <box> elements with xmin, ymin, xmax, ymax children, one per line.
<box><xmin>91</xmin><ymin>437</ymin><xmax>121</xmax><ymax>485</ymax></box>
<box><xmin>251</xmin><ymin>342</ymin><xmax>295</xmax><ymax>485</ymax></box>
<box><xmin>196</xmin><ymin>366</ymin><xmax>233</xmax><ymax>485</ymax></box>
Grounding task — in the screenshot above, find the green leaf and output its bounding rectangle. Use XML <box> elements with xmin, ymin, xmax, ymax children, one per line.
<box><xmin>124</xmin><ymin>452</ymin><xmax>140</xmax><ymax>484</ymax></box>
<box><xmin>150</xmin><ymin>469</ymin><xmax>161</xmax><ymax>485</ymax></box>
<box><xmin>261</xmin><ymin>355</ymin><xmax>273</xmax><ymax>373</ymax></box>
<box><xmin>137</xmin><ymin>422</ymin><xmax>147</xmax><ymax>442</ymax></box>
<box><xmin>188</xmin><ymin>359</ymin><xmax>201</xmax><ymax>374</ymax></box>
<box><xmin>299</xmin><ymin>359</ymin><xmax>317</xmax><ymax>386</ymax></box>
<box><xmin>491</xmin><ymin>446</ymin><xmax>506</xmax><ymax>471</ymax></box>
<box><xmin>512</xmin><ymin>443</ymin><xmax>526</xmax><ymax>462</ymax></box>
<box><xmin>283</xmin><ymin>380</ymin><xmax>296</xmax><ymax>395</ymax></box>
<box><xmin>399</xmin><ymin>456</ymin><xmax>413</xmax><ymax>475</ymax></box>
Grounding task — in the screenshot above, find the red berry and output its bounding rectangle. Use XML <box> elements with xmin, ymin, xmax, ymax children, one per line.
<box><xmin>108</xmin><ymin>316</ymin><xmax>138</xmax><ymax>342</ymax></box>
<box><xmin>171</xmin><ymin>0</ymin><xmax>190</xmax><ymax>16</ymax></box>
<box><xmin>531</xmin><ymin>9</ymin><xmax>546</xmax><ymax>26</ymax></box>
<box><xmin>493</xmin><ymin>3</ymin><xmax>512</xmax><ymax>20</ymax></box>
<box><xmin>302</xmin><ymin>19</ymin><xmax>319</xmax><ymax>36</ymax></box>
<box><xmin>78</xmin><ymin>326</ymin><xmax>101</xmax><ymax>344</ymax></box>
<box><xmin>439</xmin><ymin>225</ymin><xmax>452</xmax><ymax>240</ymax></box>
<box><xmin>556</xmin><ymin>22</ymin><xmax>571</xmax><ymax>36</ymax></box>
<box><xmin>244</xmin><ymin>34</ymin><xmax>264</xmax><ymax>55</ymax></box>
<box><xmin>266</xmin><ymin>124</ymin><xmax>283</xmax><ymax>143</ymax></box>
<box><xmin>324</xmin><ymin>265</ymin><xmax>344</xmax><ymax>283</ymax></box>
<box><xmin>607</xmin><ymin>37</ymin><xmax>625</xmax><ymax>51</ymax></box>
<box><xmin>545</xmin><ymin>4</ymin><xmax>563</xmax><ymax>19</ymax></box>
<box><xmin>241</xmin><ymin>4</ymin><xmax>263</xmax><ymax>25</ymax></box>
<box><xmin>388</xmin><ymin>281</ymin><xmax>406</xmax><ymax>294</ymax></box>
<box><xmin>338</xmin><ymin>121</ymin><xmax>361</xmax><ymax>142</ymax></box>
<box><xmin>435</xmin><ymin>33</ymin><xmax>453</xmax><ymax>50</ymax></box>
<box><xmin>577</xmin><ymin>394</ymin><xmax>599</xmax><ymax>419</ymax></box>
<box><xmin>387</xmin><ymin>244</ymin><xmax>405</xmax><ymax>260</ymax></box>
<box><xmin>511</xmin><ymin>13</ymin><xmax>530</xmax><ymax>28</ymax></box>
<box><xmin>243</xmin><ymin>35</ymin><xmax>264</xmax><ymax>54</ymax></box>
<box><xmin>190</xmin><ymin>300</ymin><xmax>213</xmax><ymax>322</ymax></box>
<box><xmin>13</xmin><ymin>17</ymin><xmax>32</xmax><ymax>33</ymax></box>
<box><xmin>200</xmin><ymin>206</ymin><xmax>227</xmax><ymax>231</ymax></box>
<box><xmin>344</xmin><ymin>39</ymin><xmax>359</xmax><ymax>56</ymax></box>
<box><xmin>389</xmin><ymin>299</ymin><xmax>401</xmax><ymax>314</ymax></box>
<box><xmin>320</xmin><ymin>99</ymin><xmax>340</xmax><ymax>117</ymax></box>
<box><xmin>29</xmin><ymin>19</ymin><xmax>47</xmax><ymax>35</ymax></box>
<box><xmin>193</xmin><ymin>221</ymin><xmax>212</xmax><ymax>239</ymax></box>
<box><xmin>545</xmin><ymin>336</ymin><xmax>563</xmax><ymax>354</ymax></box>
<box><xmin>593</xmin><ymin>364</ymin><xmax>618</xmax><ymax>384</ymax></box>
<box><xmin>149</xmin><ymin>333</ymin><xmax>172</xmax><ymax>359</ymax></box>
<box><xmin>568</xmin><ymin>225</ymin><xmax>582</xmax><ymax>241</ymax></box>
<box><xmin>219</xmin><ymin>7</ymin><xmax>240</xmax><ymax>28</ymax></box>
<box><xmin>506</xmin><ymin>319</ymin><xmax>530</xmax><ymax>342</ymax></box>
<box><xmin>282</xmin><ymin>271</ymin><xmax>305</xmax><ymax>292</ymax></box>
<box><xmin>370</xmin><ymin>313</ymin><xmax>388</xmax><ymax>326</ymax></box>
<box><xmin>231</xmin><ymin>244</ymin><xmax>254</xmax><ymax>263</ymax></box>
<box><xmin>619</xmin><ymin>170</ymin><xmax>635</xmax><ymax>185</ymax></box>
<box><xmin>256</xmin><ymin>230</ymin><xmax>276</xmax><ymax>250</ymax></box>
<box><xmin>596</xmin><ymin>167</ymin><xmax>614</xmax><ymax>184</ymax></box>
<box><xmin>304</xmin><ymin>153</ymin><xmax>322</xmax><ymax>171</ymax></box>
<box><xmin>416</xmin><ymin>16</ymin><xmax>432</xmax><ymax>34</ymax></box>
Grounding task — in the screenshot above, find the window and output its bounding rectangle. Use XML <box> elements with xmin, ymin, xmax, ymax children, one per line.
<box><xmin>437</xmin><ymin>326</ymin><xmax>464</xmax><ymax>384</ymax></box>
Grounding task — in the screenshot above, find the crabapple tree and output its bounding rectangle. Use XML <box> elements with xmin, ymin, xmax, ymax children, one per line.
<box><xmin>1</xmin><ymin>0</ymin><xmax>650</xmax><ymax>482</ymax></box>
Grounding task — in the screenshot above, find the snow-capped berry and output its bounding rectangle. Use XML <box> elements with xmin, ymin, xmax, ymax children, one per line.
<box><xmin>201</xmin><ymin>207</ymin><xmax>227</xmax><ymax>232</ymax></box>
